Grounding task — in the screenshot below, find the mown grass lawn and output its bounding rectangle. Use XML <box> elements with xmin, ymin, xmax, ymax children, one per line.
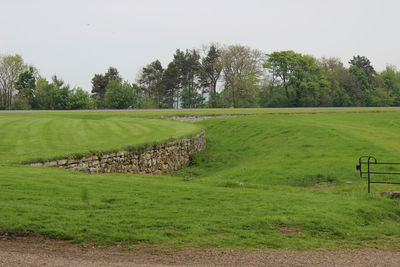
<box><xmin>0</xmin><ymin>112</ymin><xmax>200</xmax><ymax>163</ymax></box>
<box><xmin>0</xmin><ymin>108</ymin><xmax>399</xmax><ymax>249</ymax></box>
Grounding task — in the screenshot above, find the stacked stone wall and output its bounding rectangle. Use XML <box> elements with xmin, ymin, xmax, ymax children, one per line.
<box><xmin>30</xmin><ymin>131</ymin><xmax>206</xmax><ymax>174</ymax></box>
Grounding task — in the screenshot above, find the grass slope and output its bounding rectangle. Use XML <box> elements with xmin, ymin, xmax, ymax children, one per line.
<box><xmin>0</xmin><ymin>109</ymin><xmax>400</xmax><ymax>249</ymax></box>
<box><xmin>0</xmin><ymin>112</ymin><xmax>200</xmax><ymax>163</ymax></box>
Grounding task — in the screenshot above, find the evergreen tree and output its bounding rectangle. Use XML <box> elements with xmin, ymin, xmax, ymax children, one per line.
<box><xmin>161</xmin><ymin>62</ymin><xmax>179</xmax><ymax>108</ymax></box>
<box><xmin>138</xmin><ymin>60</ymin><xmax>164</xmax><ymax>108</ymax></box>
<box><xmin>199</xmin><ymin>44</ymin><xmax>222</xmax><ymax>107</ymax></box>
<box><xmin>91</xmin><ymin>67</ymin><xmax>120</xmax><ymax>107</ymax></box>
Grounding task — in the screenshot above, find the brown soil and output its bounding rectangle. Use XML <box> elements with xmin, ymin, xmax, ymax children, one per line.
<box><xmin>277</xmin><ymin>226</ymin><xmax>304</xmax><ymax>237</ymax></box>
<box><xmin>380</xmin><ymin>191</ymin><xmax>400</xmax><ymax>199</ymax></box>
<box><xmin>1</xmin><ymin>233</ymin><xmax>400</xmax><ymax>266</ymax></box>
<box><xmin>308</xmin><ymin>183</ymin><xmax>335</xmax><ymax>190</ymax></box>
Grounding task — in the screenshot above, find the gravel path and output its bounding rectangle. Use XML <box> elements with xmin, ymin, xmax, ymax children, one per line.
<box><xmin>1</xmin><ymin>235</ymin><xmax>399</xmax><ymax>266</ymax></box>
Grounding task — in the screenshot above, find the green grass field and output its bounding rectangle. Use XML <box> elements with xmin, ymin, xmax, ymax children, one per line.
<box><xmin>1</xmin><ymin>108</ymin><xmax>400</xmax><ymax>249</ymax></box>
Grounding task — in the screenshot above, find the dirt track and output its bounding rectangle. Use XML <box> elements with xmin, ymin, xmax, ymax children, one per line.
<box><xmin>1</xmin><ymin>235</ymin><xmax>400</xmax><ymax>267</ymax></box>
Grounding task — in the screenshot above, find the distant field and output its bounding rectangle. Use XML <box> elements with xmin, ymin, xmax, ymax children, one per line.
<box><xmin>0</xmin><ymin>108</ymin><xmax>400</xmax><ymax>249</ymax></box>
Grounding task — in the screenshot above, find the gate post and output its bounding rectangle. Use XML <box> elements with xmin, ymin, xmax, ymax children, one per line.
<box><xmin>367</xmin><ymin>160</ymin><xmax>370</xmax><ymax>193</ymax></box>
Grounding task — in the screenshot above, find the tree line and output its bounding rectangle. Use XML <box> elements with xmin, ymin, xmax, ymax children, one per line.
<box><xmin>1</xmin><ymin>44</ymin><xmax>400</xmax><ymax>110</ymax></box>
<box><xmin>0</xmin><ymin>55</ymin><xmax>92</xmax><ymax>110</ymax></box>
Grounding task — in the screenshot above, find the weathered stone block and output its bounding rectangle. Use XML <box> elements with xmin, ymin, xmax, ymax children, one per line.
<box><xmin>44</xmin><ymin>161</ymin><xmax>57</xmax><ymax>167</ymax></box>
<box><xmin>30</xmin><ymin>131</ymin><xmax>206</xmax><ymax>175</ymax></box>
<box><xmin>30</xmin><ymin>162</ymin><xmax>44</xmax><ymax>167</ymax></box>
<box><xmin>57</xmin><ymin>159</ymin><xmax>67</xmax><ymax>165</ymax></box>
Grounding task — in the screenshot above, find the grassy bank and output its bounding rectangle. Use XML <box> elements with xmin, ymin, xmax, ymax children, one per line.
<box><xmin>0</xmin><ymin>109</ymin><xmax>399</xmax><ymax>249</ymax></box>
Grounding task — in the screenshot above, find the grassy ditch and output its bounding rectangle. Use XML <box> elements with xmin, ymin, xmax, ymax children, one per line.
<box><xmin>0</xmin><ymin>109</ymin><xmax>400</xmax><ymax>249</ymax></box>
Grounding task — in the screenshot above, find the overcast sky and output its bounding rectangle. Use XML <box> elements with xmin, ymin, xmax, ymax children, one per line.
<box><xmin>1</xmin><ymin>0</ymin><xmax>399</xmax><ymax>91</ymax></box>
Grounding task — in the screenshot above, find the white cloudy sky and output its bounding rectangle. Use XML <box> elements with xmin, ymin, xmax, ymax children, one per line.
<box><xmin>1</xmin><ymin>0</ymin><xmax>399</xmax><ymax>91</ymax></box>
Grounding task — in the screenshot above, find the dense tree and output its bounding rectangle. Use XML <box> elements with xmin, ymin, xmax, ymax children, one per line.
<box><xmin>104</xmin><ymin>78</ymin><xmax>137</xmax><ymax>109</ymax></box>
<box><xmin>380</xmin><ymin>66</ymin><xmax>400</xmax><ymax>105</ymax></box>
<box><xmin>319</xmin><ymin>57</ymin><xmax>353</xmax><ymax>106</ymax></box>
<box><xmin>51</xmin><ymin>75</ymin><xmax>71</xmax><ymax>110</ymax></box>
<box><xmin>16</xmin><ymin>66</ymin><xmax>36</xmax><ymax>96</ymax></box>
<box><xmin>199</xmin><ymin>44</ymin><xmax>222</xmax><ymax>106</ymax></box>
<box><xmin>15</xmin><ymin>66</ymin><xmax>37</xmax><ymax>107</ymax></box>
<box><xmin>31</xmin><ymin>76</ymin><xmax>93</xmax><ymax>110</ymax></box>
<box><xmin>184</xmin><ymin>50</ymin><xmax>202</xmax><ymax>108</ymax></box>
<box><xmin>264</xmin><ymin>50</ymin><xmax>297</xmax><ymax>99</ymax></box>
<box><xmin>257</xmin><ymin>82</ymin><xmax>290</xmax><ymax>108</ymax></box>
<box><xmin>0</xmin><ymin>54</ymin><xmax>26</xmax><ymax>109</ymax></box>
<box><xmin>349</xmin><ymin>55</ymin><xmax>375</xmax><ymax>80</ymax></box>
<box><xmin>222</xmin><ymin>45</ymin><xmax>264</xmax><ymax>107</ymax></box>
<box><xmin>34</xmin><ymin>78</ymin><xmax>58</xmax><ymax>109</ymax></box>
<box><xmin>172</xmin><ymin>49</ymin><xmax>202</xmax><ymax>108</ymax></box>
<box><xmin>291</xmin><ymin>55</ymin><xmax>330</xmax><ymax>106</ymax></box>
<box><xmin>264</xmin><ymin>51</ymin><xmax>330</xmax><ymax>107</ymax></box>
<box><xmin>138</xmin><ymin>60</ymin><xmax>164</xmax><ymax>108</ymax></box>
<box><xmin>11</xmin><ymin>95</ymin><xmax>31</xmax><ymax>110</ymax></box>
<box><xmin>161</xmin><ymin>62</ymin><xmax>180</xmax><ymax>108</ymax></box>
<box><xmin>180</xmin><ymin>88</ymin><xmax>205</xmax><ymax>108</ymax></box>
<box><xmin>104</xmin><ymin>67</ymin><xmax>119</xmax><ymax>81</ymax></box>
<box><xmin>4</xmin><ymin>46</ymin><xmax>400</xmax><ymax>110</ymax></box>
<box><xmin>137</xmin><ymin>47</ymin><xmax>214</xmax><ymax>108</ymax></box>
<box><xmin>348</xmin><ymin>65</ymin><xmax>370</xmax><ymax>105</ymax></box>
<box><xmin>91</xmin><ymin>74</ymin><xmax>108</xmax><ymax>98</ymax></box>
<box><xmin>91</xmin><ymin>67</ymin><xmax>120</xmax><ymax>107</ymax></box>
<box><xmin>69</xmin><ymin>88</ymin><xmax>92</xmax><ymax>109</ymax></box>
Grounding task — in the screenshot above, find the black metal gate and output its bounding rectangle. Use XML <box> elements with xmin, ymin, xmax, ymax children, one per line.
<box><xmin>356</xmin><ymin>156</ymin><xmax>400</xmax><ymax>193</ymax></box>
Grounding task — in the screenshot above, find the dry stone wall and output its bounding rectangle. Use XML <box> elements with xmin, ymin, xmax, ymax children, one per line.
<box><xmin>30</xmin><ymin>131</ymin><xmax>206</xmax><ymax>174</ymax></box>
